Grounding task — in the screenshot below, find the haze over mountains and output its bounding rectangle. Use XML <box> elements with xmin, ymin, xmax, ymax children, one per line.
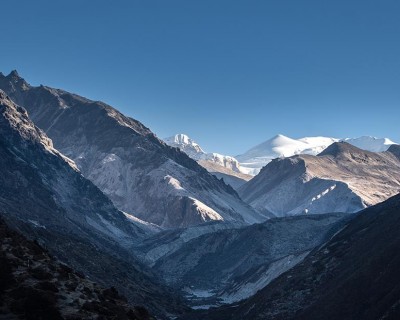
<box><xmin>1</xmin><ymin>70</ymin><xmax>400</xmax><ymax>319</ymax></box>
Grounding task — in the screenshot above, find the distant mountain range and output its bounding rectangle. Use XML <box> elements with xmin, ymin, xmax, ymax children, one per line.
<box><xmin>164</xmin><ymin>133</ymin><xmax>398</xmax><ymax>177</ymax></box>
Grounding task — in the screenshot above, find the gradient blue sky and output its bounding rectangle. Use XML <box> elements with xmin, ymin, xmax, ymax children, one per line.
<box><xmin>1</xmin><ymin>0</ymin><xmax>399</xmax><ymax>155</ymax></box>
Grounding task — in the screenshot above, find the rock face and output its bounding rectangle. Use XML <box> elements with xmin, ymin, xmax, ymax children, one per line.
<box><xmin>164</xmin><ymin>134</ymin><xmax>252</xmax><ymax>189</ymax></box>
<box><xmin>239</xmin><ymin>142</ymin><xmax>400</xmax><ymax>217</ymax></box>
<box><xmin>0</xmin><ymin>90</ymin><xmax>186</xmax><ymax>317</ymax></box>
<box><xmin>196</xmin><ymin>193</ymin><xmax>400</xmax><ymax>320</ymax></box>
<box><xmin>0</xmin><ymin>218</ymin><xmax>154</xmax><ymax>320</ymax></box>
<box><xmin>0</xmin><ymin>71</ymin><xmax>264</xmax><ymax>228</ymax></box>
<box><xmin>136</xmin><ymin>213</ymin><xmax>348</xmax><ymax>308</ymax></box>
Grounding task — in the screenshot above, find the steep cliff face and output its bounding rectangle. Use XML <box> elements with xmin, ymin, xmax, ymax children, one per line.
<box><xmin>239</xmin><ymin>142</ymin><xmax>400</xmax><ymax>217</ymax></box>
<box><xmin>0</xmin><ymin>71</ymin><xmax>264</xmax><ymax>228</ymax></box>
<box><xmin>0</xmin><ymin>90</ymin><xmax>186</xmax><ymax>317</ymax></box>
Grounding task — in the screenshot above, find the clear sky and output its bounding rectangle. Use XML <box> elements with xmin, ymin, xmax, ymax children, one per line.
<box><xmin>1</xmin><ymin>0</ymin><xmax>399</xmax><ymax>155</ymax></box>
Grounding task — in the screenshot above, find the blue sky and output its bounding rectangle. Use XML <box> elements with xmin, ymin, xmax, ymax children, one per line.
<box><xmin>1</xmin><ymin>0</ymin><xmax>399</xmax><ymax>155</ymax></box>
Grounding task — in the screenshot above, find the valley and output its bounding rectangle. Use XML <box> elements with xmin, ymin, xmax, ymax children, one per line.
<box><xmin>0</xmin><ymin>71</ymin><xmax>399</xmax><ymax>319</ymax></box>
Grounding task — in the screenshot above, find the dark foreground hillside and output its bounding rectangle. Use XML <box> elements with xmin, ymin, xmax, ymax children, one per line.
<box><xmin>186</xmin><ymin>193</ymin><xmax>400</xmax><ymax>320</ymax></box>
<box><xmin>0</xmin><ymin>218</ymin><xmax>153</xmax><ymax>320</ymax></box>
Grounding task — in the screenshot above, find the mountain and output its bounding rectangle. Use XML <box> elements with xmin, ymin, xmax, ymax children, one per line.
<box><xmin>0</xmin><ymin>218</ymin><xmax>153</xmax><ymax>320</ymax></box>
<box><xmin>239</xmin><ymin>142</ymin><xmax>400</xmax><ymax>217</ymax></box>
<box><xmin>0</xmin><ymin>90</ymin><xmax>186</xmax><ymax>317</ymax></box>
<box><xmin>0</xmin><ymin>71</ymin><xmax>264</xmax><ymax>228</ymax></box>
<box><xmin>236</xmin><ymin>134</ymin><xmax>398</xmax><ymax>175</ymax></box>
<box><xmin>197</xmin><ymin>160</ymin><xmax>252</xmax><ymax>190</ymax></box>
<box><xmin>136</xmin><ymin>213</ymin><xmax>348</xmax><ymax>309</ymax></box>
<box><xmin>342</xmin><ymin>136</ymin><xmax>398</xmax><ymax>152</ymax></box>
<box><xmin>236</xmin><ymin>134</ymin><xmax>338</xmax><ymax>175</ymax></box>
<box><xmin>164</xmin><ymin>134</ymin><xmax>206</xmax><ymax>159</ymax></box>
<box><xmin>164</xmin><ymin>134</ymin><xmax>252</xmax><ymax>189</ymax></box>
<box><xmin>195</xmin><ymin>193</ymin><xmax>400</xmax><ymax>320</ymax></box>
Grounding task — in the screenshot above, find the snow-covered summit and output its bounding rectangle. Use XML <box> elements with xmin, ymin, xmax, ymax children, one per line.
<box><xmin>164</xmin><ymin>133</ymin><xmax>245</xmax><ymax>174</ymax></box>
<box><xmin>164</xmin><ymin>133</ymin><xmax>205</xmax><ymax>159</ymax></box>
<box><xmin>236</xmin><ymin>134</ymin><xmax>338</xmax><ymax>175</ymax></box>
<box><xmin>341</xmin><ymin>136</ymin><xmax>397</xmax><ymax>152</ymax></box>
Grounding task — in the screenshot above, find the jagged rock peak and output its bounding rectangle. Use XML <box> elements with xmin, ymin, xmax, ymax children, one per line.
<box><xmin>0</xmin><ymin>69</ymin><xmax>30</xmax><ymax>90</ymax></box>
<box><xmin>8</xmin><ymin>69</ymin><xmax>20</xmax><ymax>78</ymax></box>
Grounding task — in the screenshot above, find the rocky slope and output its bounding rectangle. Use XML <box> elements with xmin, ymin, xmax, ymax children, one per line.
<box><xmin>164</xmin><ymin>134</ymin><xmax>251</xmax><ymax>189</ymax></box>
<box><xmin>136</xmin><ymin>213</ymin><xmax>349</xmax><ymax>308</ymax></box>
<box><xmin>193</xmin><ymin>193</ymin><xmax>400</xmax><ymax>320</ymax></box>
<box><xmin>0</xmin><ymin>90</ymin><xmax>186</xmax><ymax>317</ymax></box>
<box><xmin>0</xmin><ymin>71</ymin><xmax>264</xmax><ymax>228</ymax></box>
<box><xmin>239</xmin><ymin>142</ymin><xmax>400</xmax><ymax>217</ymax></box>
<box><xmin>0</xmin><ymin>218</ymin><xmax>154</xmax><ymax>320</ymax></box>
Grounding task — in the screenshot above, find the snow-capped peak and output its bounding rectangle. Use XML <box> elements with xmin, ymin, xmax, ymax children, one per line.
<box><xmin>341</xmin><ymin>136</ymin><xmax>397</xmax><ymax>152</ymax></box>
<box><xmin>164</xmin><ymin>134</ymin><xmax>246</xmax><ymax>174</ymax></box>
<box><xmin>164</xmin><ymin>133</ymin><xmax>206</xmax><ymax>159</ymax></box>
<box><xmin>235</xmin><ymin>135</ymin><xmax>339</xmax><ymax>175</ymax></box>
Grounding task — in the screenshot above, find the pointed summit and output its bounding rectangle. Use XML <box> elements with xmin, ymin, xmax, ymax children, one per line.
<box><xmin>8</xmin><ymin>69</ymin><xmax>20</xmax><ymax>78</ymax></box>
<box><xmin>164</xmin><ymin>133</ymin><xmax>206</xmax><ymax>158</ymax></box>
<box><xmin>0</xmin><ymin>69</ymin><xmax>30</xmax><ymax>91</ymax></box>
